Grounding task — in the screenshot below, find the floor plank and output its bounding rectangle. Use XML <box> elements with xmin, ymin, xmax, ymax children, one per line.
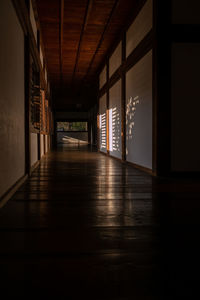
<box><xmin>0</xmin><ymin>145</ymin><xmax>200</xmax><ymax>299</ymax></box>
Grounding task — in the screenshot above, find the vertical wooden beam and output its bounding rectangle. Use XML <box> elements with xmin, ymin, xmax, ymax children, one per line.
<box><xmin>106</xmin><ymin>61</ymin><xmax>109</xmax><ymax>153</ymax></box>
<box><xmin>24</xmin><ymin>35</ymin><xmax>31</xmax><ymax>175</ymax></box>
<box><xmin>121</xmin><ymin>33</ymin><xmax>126</xmax><ymax>161</ymax></box>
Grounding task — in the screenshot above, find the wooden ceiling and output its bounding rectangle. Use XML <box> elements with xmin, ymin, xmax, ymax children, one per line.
<box><xmin>36</xmin><ymin>0</ymin><xmax>144</xmax><ymax>108</ymax></box>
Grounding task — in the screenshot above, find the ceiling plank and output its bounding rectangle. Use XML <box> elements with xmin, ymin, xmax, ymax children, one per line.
<box><xmin>82</xmin><ymin>0</ymin><xmax>120</xmax><ymax>85</ymax></box>
<box><xmin>71</xmin><ymin>0</ymin><xmax>93</xmax><ymax>86</ymax></box>
<box><xmin>59</xmin><ymin>0</ymin><xmax>64</xmax><ymax>86</ymax></box>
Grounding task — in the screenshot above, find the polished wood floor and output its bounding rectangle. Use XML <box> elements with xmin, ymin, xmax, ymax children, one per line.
<box><xmin>0</xmin><ymin>145</ymin><xmax>200</xmax><ymax>299</ymax></box>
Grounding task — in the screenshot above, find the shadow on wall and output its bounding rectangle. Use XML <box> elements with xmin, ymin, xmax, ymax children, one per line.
<box><xmin>126</xmin><ymin>95</ymin><xmax>140</xmax><ymax>156</ymax></box>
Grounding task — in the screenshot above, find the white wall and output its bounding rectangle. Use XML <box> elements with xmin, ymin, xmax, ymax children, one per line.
<box><xmin>126</xmin><ymin>0</ymin><xmax>152</xmax><ymax>58</ymax></box>
<box><xmin>171</xmin><ymin>43</ymin><xmax>200</xmax><ymax>171</ymax></box>
<box><xmin>172</xmin><ymin>0</ymin><xmax>200</xmax><ymax>24</ymax></box>
<box><xmin>45</xmin><ymin>68</ymin><xmax>47</xmax><ymax>84</ymax></box>
<box><xmin>30</xmin><ymin>0</ymin><xmax>37</xmax><ymax>43</ymax></box>
<box><xmin>0</xmin><ymin>0</ymin><xmax>25</xmax><ymax>198</ymax></box>
<box><xmin>40</xmin><ymin>46</ymin><xmax>44</xmax><ymax>68</ymax></box>
<box><xmin>109</xmin><ymin>42</ymin><xmax>122</xmax><ymax>77</ymax></box>
<box><xmin>109</xmin><ymin>80</ymin><xmax>122</xmax><ymax>159</ymax></box>
<box><xmin>99</xmin><ymin>66</ymin><xmax>107</xmax><ymax>89</ymax></box>
<box><xmin>126</xmin><ymin>50</ymin><xmax>152</xmax><ymax>169</ymax></box>
<box><xmin>31</xmin><ymin>133</ymin><xmax>38</xmax><ymax>167</ymax></box>
<box><xmin>99</xmin><ymin>94</ymin><xmax>107</xmax><ymax>153</ymax></box>
<box><xmin>45</xmin><ymin>135</ymin><xmax>48</xmax><ymax>153</ymax></box>
<box><xmin>40</xmin><ymin>134</ymin><xmax>44</xmax><ymax>157</ymax></box>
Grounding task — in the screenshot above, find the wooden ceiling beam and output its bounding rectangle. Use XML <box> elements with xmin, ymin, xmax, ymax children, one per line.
<box><xmin>59</xmin><ymin>0</ymin><xmax>64</xmax><ymax>86</ymax></box>
<box><xmin>71</xmin><ymin>0</ymin><xmax>93</xmax><ymax>86</ymax></box>
<box><xmin>82</xmin><ymin>0</ymin><xmax>120</xmax><ymax>85</ymax></box>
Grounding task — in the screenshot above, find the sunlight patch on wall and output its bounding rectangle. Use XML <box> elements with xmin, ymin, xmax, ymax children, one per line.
<box><xmin>100</xmin><ymin>112</ymin><xmax>106</xmax><ymax>150</ymax></box>
<box><xmin>125</xmin><ymin>50</ymin><xmax>152</xmax><ymax>169</ymax></box>
<box><xmin>126</xmin><ymin>96</ymin><xmax>140</xmax><ymax>154</ymax></box>
<box><xmin>109</xmin><ymin>80</ymin><xmax>122</xmax><ymax>159</ymax></box>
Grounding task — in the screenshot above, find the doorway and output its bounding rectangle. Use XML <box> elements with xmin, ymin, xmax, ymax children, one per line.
<box><xmin>56</xmin><ymin>121</ymin><xmax>88</xmax><ymax>145</ymax></box>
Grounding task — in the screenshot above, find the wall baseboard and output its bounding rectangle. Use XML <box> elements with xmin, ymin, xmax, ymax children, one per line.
<box><xmin>0</xmin><ymin>174</ymin><xmax>28</xmax><ymax>209</ymax></box>
<box><xmin>99</xmin><ymin>150</ymin><xmax>155</xmax><ymax>176</ymax></box>
<box><xmin>125</xmin><ymin>161</ymin><xmax>155</xmax><ymax>176</ymax></box>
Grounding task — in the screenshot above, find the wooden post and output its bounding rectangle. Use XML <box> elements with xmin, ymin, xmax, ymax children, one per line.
<box><xmin>121</xmin><ymin>33</ymin><xmax>126</xmax><ymax>161</ymax></box>
<box><xmin>106</xmin><ymin>61</ymin><xmax>109</xmax><ymax>154</ymax></box>
<box><xmin>24</xmin><ymin>35</ymin><xmax>31</xmax><ymax>175</ymax></box>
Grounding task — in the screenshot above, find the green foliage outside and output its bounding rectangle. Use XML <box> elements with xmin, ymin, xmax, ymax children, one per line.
<box><xmin>57</xmin><ymin>122</ymin><xmax>87</xmax><ymax>131</ymax></box>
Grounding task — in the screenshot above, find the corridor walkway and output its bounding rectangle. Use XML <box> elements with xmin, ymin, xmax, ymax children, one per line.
<box><xmin>0</xmin><ymin>145</ymin><xmax>200</xmax><ymax>299</ymax></box>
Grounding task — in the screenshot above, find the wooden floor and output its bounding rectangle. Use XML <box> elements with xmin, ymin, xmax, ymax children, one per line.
<box><xmin>0</xmin><ymin>145</ymin><xmax>200</xmax><ymax>299</ymax></box>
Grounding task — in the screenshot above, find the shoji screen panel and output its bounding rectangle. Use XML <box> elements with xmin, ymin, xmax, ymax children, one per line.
<box><xmin>126</xmin><ymin>0</ymin><xmax>152</xmax><ymax>58</ymax></box>
<box><xmin>99</xmin><ymin>94</ymin><xmax>107</xmax><ymax>153</ymax></box>
<box><xmin>30</xmin><ymin>133</ymin><xmax>38</xmax><ymax>167</ymax></box>
<box><xmin>99</xmin><ymin>66</ymin><xmax>107</xmax><ymax>89</ymax></box>
<box><xmin>126</xmin><ymin>50</ymin><xmax>152</xmax><ymax>169</ymax></box>
<box><xmin>0</xmin><ymin>0</ymin><xmax>25</xmax><ymax>197</ymax></box>
<box><xmin>109</xmin><ymin>42</ymin><xmax>122</xmax><ymax>78</ymax></box>
<box><xmin>109</xmin><ymin>80</ymin><xmax>122</xmax><ymax>159</ymax></box>
<box><xmin>30</xmin><ymin>0</ymin><xmax>37</xmax><ymax>42</ymax></box>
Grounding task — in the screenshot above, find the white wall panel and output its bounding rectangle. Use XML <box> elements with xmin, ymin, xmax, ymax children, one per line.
<box><xmin>109</xmin><ymin>80</ymin><xmax>122</xmax><ymax>159</ymax></box>
<box><xmin>126</xmin><ymin>0</ymin><xmax>152</xmax><ymax>58</ymax></box>
<box><xmin>109</xmin><ymin>42</ymin><xmax>122</xmax><ymax>77</ymax></box>
<box><xmin>45</xmin><ymin>135</ymin><xmax>48</xmax><ymax>153</ymax></box>
<box><xmin>0</xmin><ymin>0</ymin><xmax>25</xmax><ymax>197</ymax></box>
<box><xmin>31</xmin><ymin>133</ymin><xmax>38</xmax><ymax>167</ymax></box>
<box><xmin>45</xmin><ymin>68</ymin><xmax>47</xmax><ymax>84</ymax></box>
<box><xmin>30</xmin><ymin>0</ymin><xmax>37</xmax><ymax>42</ymax></box>
<box><xmin>99</xmin><ymin>94</ymin><xmax>107</xmax><ymax>153</ymax></box>
<box><xmin>99</xmin><ymin>66</ymin><xmax>107</xmax><ymax>89</ymax></box>
<box><xmin>171</xmin><ymin>43</ymin><xmax>200</xmax><ymax>171</ymax></box>
<box><xmin>40</xmin><ymin>46</ymin><xmax>43</xmax><ymax>68</ymax></box>
<box><xmin>172</xmin><ymin>0</ymin><xmax>200</xmax><ymax>24</ymax></box>
<box><xmin>40</xmin><ymin>134</ymin><xmax>44</xmax><ymax>157</ymax></box>
<box><xmin>126</xmin><ymin>50</ymin><xmax>152</xmax><ymax>169</ymax></box>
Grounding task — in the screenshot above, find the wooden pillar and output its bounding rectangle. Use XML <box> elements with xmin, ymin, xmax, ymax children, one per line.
<box><xmin>121</xmin><ymin>33</ymin><xmax>126</xmax><ymax>161</ymax></box>
<box><xmin>106</xmin><ymin>61</ymin><xmax>109</xmax><ymax>154</ymax></box>
<box><xmin>97</xmin><ymin>108</ymin><xmax>100</xmax><ymax>150</ymax></box>
<box><xmin>24</xmin><ymin>35</ymin><xmax>30</xmax><ymax>175</ymax></box>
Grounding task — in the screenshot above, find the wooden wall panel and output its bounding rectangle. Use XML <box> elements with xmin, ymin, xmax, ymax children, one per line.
<box><xmin>126</xmin><ymin>0</ymin><xmax>152</xmax><ymax>58</ymax></box>
<box><xmin>99</xmin><ymin>94</ymin><xmax>107</xmax><ymax>153</ymax></box>
<box><xmin>109</xmin><ymin>42</ymin><xmax>122</xmax><ymax>78</ymax></box>
<box><xmin>99</xmin><ymin>65</ymin><xmax>107</xmax><ymax>89</ymax></box>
